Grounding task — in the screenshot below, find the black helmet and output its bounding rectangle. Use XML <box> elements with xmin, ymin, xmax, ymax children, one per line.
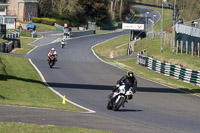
<box><xmin>127</xmin><ymin>71</ymin><xmax>134</xmax><ymax>78</ymax></box>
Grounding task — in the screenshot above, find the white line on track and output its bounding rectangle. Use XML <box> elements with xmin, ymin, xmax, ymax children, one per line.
<box><xmin>26</xmin><ymin>34</ymin><xmax>96</xmax><ymax>113</ymax></box>
<box><xmin>28</xmin><ymin>59</ymin><xmax>96</xmax><ymax>113</ymax></box>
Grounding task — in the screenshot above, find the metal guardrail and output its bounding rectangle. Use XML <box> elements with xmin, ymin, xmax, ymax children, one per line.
<box><xmin>137</xmin><ymin>54</ymin><xmax>200</xmax><ymax>86</ymax></box>
<box><xmin>5</xmin><ymin>41</ymin><xmax>13</xmax><ymax>53</ymax></box>
<box><xmin>55</xmin><ymin>23</ymin><xmax>64</xmax><ymax>29</ymax></box>
<box><xmin>6</xmin><ymin>32</ymin><xmax>20</xmax><ymax>39</ymax></box>
<box><xmin>0</xmin><ymin>41</ymin><xmax>13</xmax><ymax>53</ymax></box>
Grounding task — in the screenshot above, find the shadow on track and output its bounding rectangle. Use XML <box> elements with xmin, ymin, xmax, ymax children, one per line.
<box><xmin>47</xmin><ymin>82</ymin><xmax>114</xmax><ymax>90</ymax></box>
<box><xmin>51</xmin><ymin>67</ymin><xmax>61</xmax><ymax>69</ymax></box>
<box><xmin>47</xmin><ymin>82</ymin><xmax>188</xmax><ymax>94</ymax></box>
<box><xmin>118</xmin><ymin>109</ymin><xmax>143</xmax><ymax>112</ymax></box>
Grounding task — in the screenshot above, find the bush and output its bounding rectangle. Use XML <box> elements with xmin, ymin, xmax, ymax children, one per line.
<box><xmin>55</xmin><ymin>19</ymin><xmax>71</xmax><ymax>27</ymax></box>
<box><xmin>41</xmin><ymin>18</ymin><xmax>56</xmax><ymax>26</ymax></box>
<box><xmin>32</xmin><ymin>17</ymin><xmax>56</xmax><ymax>26</ymax></box>
<box><xmin>32</xmin><ymin>17</ymin><xmax>42</xmax><ymax>23</ymax></box>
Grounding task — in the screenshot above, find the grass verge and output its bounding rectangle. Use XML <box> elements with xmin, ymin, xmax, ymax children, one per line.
<box><xmin>0</xmin><ymin>122</ymin><xmax>113</xmax><ymax>133</ymax></box>
<box><xmin>134</xmin><ymin>36</ymin><xmax>200</xmax><ymax>71</ymax></box>
<box><xmin>94</xmin><ymin>34</ymin><xmax>130</xmax><ymax>59</ymax></box>
<box><xmin>0</xmin><ymin>54</ymin><xmax>85</xmax><ymax>111</ymax></box>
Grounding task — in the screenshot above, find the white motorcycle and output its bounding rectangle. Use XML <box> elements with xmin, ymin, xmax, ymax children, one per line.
<box><xmin>61</xmin><ymin>40</ymin><xmax>66</xmax><ymax>48</ymax></box>
<box><xmin>107</xmin><ymin>83</ymin><xmax>134</xmax><ymax>111</ymax></box>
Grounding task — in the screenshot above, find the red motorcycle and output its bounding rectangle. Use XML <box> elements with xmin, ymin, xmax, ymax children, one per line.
<box><xmin>47</xmin><ymin>54</ymin><xmax>56</xmax><ymax>68</ymax></box>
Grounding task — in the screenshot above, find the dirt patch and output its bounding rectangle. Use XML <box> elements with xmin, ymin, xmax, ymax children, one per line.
<box><xmin>109</xmin><ymin>51</ymin><xmax>114</xmax><ymax>58</ymax></box>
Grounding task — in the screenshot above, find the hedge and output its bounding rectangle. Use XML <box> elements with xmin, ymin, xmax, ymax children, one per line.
<box><xmin>55</xmin><ymin>19</ymin><xmax>71</xmax><ymax>27</ymax></box>
<box><xmin>32</xmin><ymin>18</ymin><xmax>42</xmax><ymax>23</ymax></box>
<box><xmin>32</xmin><ymin>18</ymin><xmax>56</xmax><ymax>26</ymax></box>
<box><xmin>41</xmin><ymin>18</ymin><xmax>56</xmax><ymax>26</ymax></box>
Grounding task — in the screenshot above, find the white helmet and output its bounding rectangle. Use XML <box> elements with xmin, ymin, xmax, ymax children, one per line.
<box><xmin>51</xmin><ymin>48</ymin><xmax>55</xmax><ymax>51</ymax></box>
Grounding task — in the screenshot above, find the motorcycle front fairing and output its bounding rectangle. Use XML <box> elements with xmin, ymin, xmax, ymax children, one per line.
<box><xmin>112</xmin><ymin>85</ymin><xmax>126</xmax><ymax>102</ymax></box>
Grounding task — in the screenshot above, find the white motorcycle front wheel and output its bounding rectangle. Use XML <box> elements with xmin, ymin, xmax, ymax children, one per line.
<box><xmin>113</xmin><ymin>96</ymin><xmax>125</xmax><ymax>111</ymax></box>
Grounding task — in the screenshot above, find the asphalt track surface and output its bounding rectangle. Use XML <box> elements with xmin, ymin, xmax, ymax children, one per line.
<box><xmin>1</xmin><ymin>7</ymin><xmax>200</xmax><ymax>133</ymax></box>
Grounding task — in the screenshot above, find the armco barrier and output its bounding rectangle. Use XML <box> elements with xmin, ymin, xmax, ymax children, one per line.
<box><xmin>5</xmin><ymin>41</ymin><xmax>13</xmax><ymax>53</ymax></box>
<box><xmin>137</xmin><ymin>54</ymin><xmax>200</xmax><ymax>86</ymax></box>
<box><xmin>70</xmin><ymin>30</ymin><xmax>95</xmax><ymax>37</ymax></box>
<box><xmin>6</xmin><ymin>32</ymin><xmax>20</xmax><ymax>39</ymax></box>
<box><xmin>0</xmin><ymin>43</ymin><xmax>5</xmax><ymax>52</ymax></box>
<box><xmin>0</xmin><ymin>41</ymin><xmax>13</xmax><ymax>53</ymax></box>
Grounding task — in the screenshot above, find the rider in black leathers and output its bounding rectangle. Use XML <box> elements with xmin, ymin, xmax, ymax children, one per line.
<box><xmin>109</xmin><ymin>71</ymin><xmax>137</xmax><ymax>100</ymax></box>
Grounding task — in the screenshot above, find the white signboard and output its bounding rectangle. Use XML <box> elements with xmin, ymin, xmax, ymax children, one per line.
<box><xmin>122</xmin><ymin>23</ymin><xmax>144</xmax><ymax>30</ymax></box>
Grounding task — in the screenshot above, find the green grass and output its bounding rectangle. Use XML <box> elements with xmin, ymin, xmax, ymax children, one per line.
<box><xmin>0</xmin><ymin>122</ymin><xmax>113</xmax><ymax>133</ymax></box>
<box><xmin>11</xmin><ymin>38</ymin><xmax>36</xmax><ymax>55</ymax></box>
<box><xmin>18</xmin><ymin>30</ymin><xmax>32</xmax><ymax>37</ymax></box>
<box><xmin>94</xmin><ymin>34</ymin><xmax>130</xmax><ymax>59</ymax></box>
<box><xmin>0</xmin><ymin>55</ymin><xmax>85</xmax><ymax>111</ymax></box>
<box><xmin>134</xmin><ymin>36</ymin><xmax>200</xmax><ymax>71</ymax></box>
<box><xmin>18</xmin><ymin>21</ymin><xmax>56</xmax><ymax>31</ymax></box>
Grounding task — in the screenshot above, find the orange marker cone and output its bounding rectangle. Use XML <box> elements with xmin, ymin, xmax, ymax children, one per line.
<box><xmin>62</xmin><ymin>95</ymin><xmax>66</xmax><ymax>104</ymax></box>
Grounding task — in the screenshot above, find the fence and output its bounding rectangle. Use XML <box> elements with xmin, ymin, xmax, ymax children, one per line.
<box><xmin>137</xmin><ymin>54</ymin><xmax>200</xmax><ymax>86</ymax></box>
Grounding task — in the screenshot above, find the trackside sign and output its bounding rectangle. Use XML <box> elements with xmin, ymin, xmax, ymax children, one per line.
<box><xmin>122</xmin><ymin>23</ymin><xmax>144</xmax><ymax>30</ymax></box>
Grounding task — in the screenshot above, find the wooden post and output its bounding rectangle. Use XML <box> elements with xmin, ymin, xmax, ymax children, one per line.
<box><xmin>198</xmin><ymin>42</ymin><xmax>199</xmax><ymax>57</ymax></box>
<box><xmin>176</xmin><ymin>40</ymin><xmax>179</xmax><ymax>54</ymax></box>
<box><xmin>181</xmin><ymin>40</ymin><xmax>183</xmax><ymax>54</ymax></box>
<box><xmin>192</xmin><ymin>41</ymin><xmax>194</xmax><ymax>56</ymax></box>
<box><xmin>186</xmin><ymin>41</ymin><xmax>188</xmax><ymax>55</ymax></box>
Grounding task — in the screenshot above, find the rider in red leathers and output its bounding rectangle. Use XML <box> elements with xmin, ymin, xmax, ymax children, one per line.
<box><xmin>47</xmin><ymin>48</ymin><xmax>57</xmax><ymax>62</ymax></box>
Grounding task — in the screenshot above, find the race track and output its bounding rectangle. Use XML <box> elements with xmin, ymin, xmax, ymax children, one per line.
<box><xmin>1</xmin><ymin>7</ymin><xmax>200</xmax><ymax>133</ymax></box>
